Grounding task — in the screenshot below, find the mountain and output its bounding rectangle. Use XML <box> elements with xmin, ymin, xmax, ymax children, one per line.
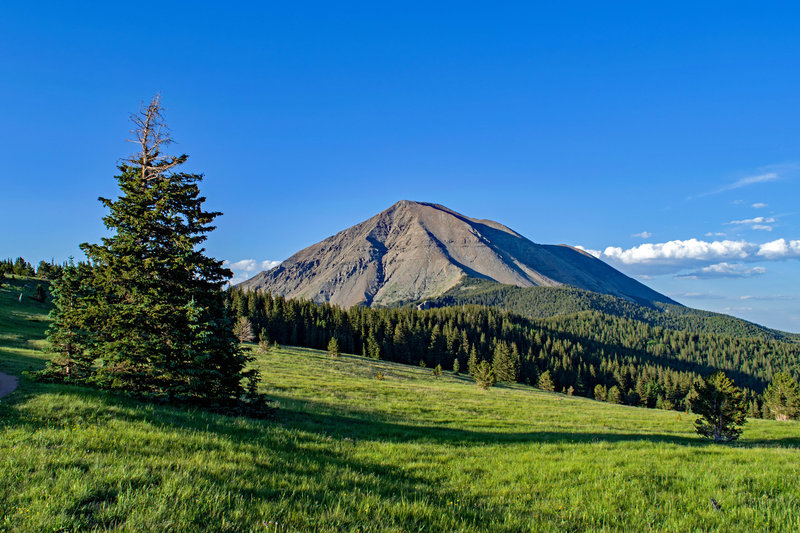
<box><xmin>238</xmin><ymin>200</ymin><xmax>674</xmax><ymax>308</ymax></box>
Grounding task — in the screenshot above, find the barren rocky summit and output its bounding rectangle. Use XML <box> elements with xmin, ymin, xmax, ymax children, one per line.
<box><xmin>238</xmin><ymin>200</ymin><xmax>671</xmax><ymax>307</ymax></box>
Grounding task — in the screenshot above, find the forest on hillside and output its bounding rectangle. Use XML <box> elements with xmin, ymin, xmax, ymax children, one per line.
<box><xmin>423</xmin><ymin>279</ymin><xmax>800</xmax><ymax>342</ymax></box>
<box><xmin>227</xmin><ymin>288</ymin><xmax>800</xmax><ymax>418</ymax></box>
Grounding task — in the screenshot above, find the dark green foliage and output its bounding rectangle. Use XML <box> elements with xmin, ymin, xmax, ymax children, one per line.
<box><xmin>36</xmin><ymin>260</ymin><xmax>64</xmax><ymax>280</ymax></box>
<box><xmin>37</xmin><ymin>97</ymin><xmax>259</xmax><ymax>412</ymax></box>
<box><xmin>328</xmin><ymin>337</ymin><xmax>340</xmax><ymax>357</ymax></box>
<box><xmin>472</xmin><ymin>360</ymin><xmax>495</xmax><ymax>389</ymax></box>
<box><xmin>33</xmin><ymin>284</ymin><xmax>47</xmax><ymax>303</ymax></box>
<box><xmin>364</xmin><ymin>334</ymin><xmax>381</xmax><ymax>359</ymax></box>
<box><xmin>492</xmin><ymin>341</ymin><xmax>519</xmax><ymax>382</ymax></box>
<box><xmin>422</xmin><ymin>279</ymin><xmax>799</xmax><ymax>343</ymax></box>
<box><xmin>39</xmin><ymin>262</ymin><xmax>96</xmax><ymax>382</ymax></box>
<box><xmin>593</xmin><ymin>384</ymin><xmax>606</xmax><ymax>401</ymax></box>
<box><xmin>607</xmin><ymin>385</ymin><xmax>623</xmax><ymax>404</ymax></box>
<box><xmin>690</xmin><ymin>372</ymin><xmax>747</xmax><ymax>442</ymax></box>
<box><xmin>227</xmin><ymin>287</ymin><xmax>800</xmax><ymax>417</ymax></box>
<box><xmin>763</xmin><ymin>372</ymin><xmax>800</xmax><ymax>420</ymax></box>
<box><xmin>1</xmin><ymin>257</ymin><xmax>37</xmax><ymax>277</ymax></box>
<box><xmin>537</xmin><ymin>370</ymin><xmax>555</xmax><ymax>392</ymax></box>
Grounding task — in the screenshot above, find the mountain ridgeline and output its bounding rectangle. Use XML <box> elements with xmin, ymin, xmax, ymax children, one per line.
<box><xmin>239</xmin><ymin>200</ymin><xmax>673</xmax><ymax>308</ymax></box>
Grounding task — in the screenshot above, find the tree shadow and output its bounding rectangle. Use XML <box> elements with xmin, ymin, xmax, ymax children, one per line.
<box><xmin>265</xmin><ymin>394</ymin><xmax>800</xmax><ymax>449</ymax></box>
<box><xmin>0</xmin><ymin>385</ymin><xmax>493</xmax><ymax>530</ymax></box>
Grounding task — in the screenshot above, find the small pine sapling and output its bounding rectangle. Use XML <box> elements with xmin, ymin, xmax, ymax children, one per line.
<box><xmin>327</xmin><ymin>337</ymin><xmax>340</xmax><ymax>357</ymax></box>
<box><xmin>472</xmin><ymin>360</ymin><xmax>496</xmax><ymax>390</ymax></box>
<box><xmin>690</xmin><ymin>371</ymin><xmax>747</xmax><ymax>442</ymax></box>
<box><xmin>537</xmin><ymin>370</ymin><xmax>555</xmax><ymax>392</ymax></box>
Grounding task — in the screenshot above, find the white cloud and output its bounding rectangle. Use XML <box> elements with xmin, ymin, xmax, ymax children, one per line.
<box><xmin>580</xmin><ymin>236</ymin><xmax>800</xmax><ymax>276</ymax></box>
<box><xmin>739</xmin><ymin>294</ymin><xmax>796</xmax><ymax>301</ymax></box>
<box><xmin>574</xmin><ymin>245</ymin><xmax>602</xmax><ymax>258</ymax></box>
<box><xmin>602</xmin><ymin>239</ymin><xmax>752</xmax><ymax>265</ymax></box>
<box><xmin>694</xmin><ymin>171</ymin><xmax>781</xmax><ymax>199</ymax></box>
<box><xmin>224</xmin><ymin>258</ymin><xmax>282</xmax><ymax>272</ymax></box>
<box><xmin>225</xmin><ymin>259</ymin><xmax>258</xmax><ymax>272</ymax></box>
<box><xmin>752</xmin><ymin>202</ymin><xmax>768</xmax><ymax>208</ymax></box>
<box><xmin>705</xmin><ymin>232</ymin><xmax>726</xmax><ymax>237</ymax></box>
<box><xmin>676</xmin><ymin>262</ymin><xmax>766</xmax><ymax>280</ymax></box>
<box><xmin>669</xmin><ymin>291</ymin><xmax>726</xmax><ymax>300</ymax></box>
<box><xmin>727</xmin><ymin>216</ymin><xmax>775</xmax><ymax>225</ymax></box>
<box><xmin>260</xmin><ymin>260</ymin><xmax>282</xmax><ymax>270</ymax></box>
<box><xmin>223</xmin><ymin>258</ymin><xmax>283</xmax><ymax>286</ymax></box>
<box><xmin>632</xmin><ymin>231</ymin><xmax>652</xmax><ymax>239</ymax></box>
<box><xmin>751</xmin><ymin>225</ymin><xmax>773</xmax><ymax>231</ymax></box>
<box><xmin>724</xmin><ymin>172</ymin><xmax>779</xmax><ymax>191</ymax></box>
<box><xmin>757</xmin><ymin>239</ymin><xmax>800</xmax><ymax>259</ymax></box>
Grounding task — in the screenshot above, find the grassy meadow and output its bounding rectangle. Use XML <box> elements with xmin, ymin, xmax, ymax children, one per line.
<box><xmin>1</xmin><ymin>276</ymin><xmax>800</xmax><ymax>532</ymax></box>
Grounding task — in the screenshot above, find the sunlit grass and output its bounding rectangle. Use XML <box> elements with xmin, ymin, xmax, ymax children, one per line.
<box><xmin>1</xmin><ymin>277</ymin><xmax>799</xmax><ymax>532</ymax></box>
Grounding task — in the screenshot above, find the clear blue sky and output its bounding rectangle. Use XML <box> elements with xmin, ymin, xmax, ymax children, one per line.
<box><xmin>2</xmin><ymin>2</ymin><xmax>799</xmax><ymax>332</ymax></box>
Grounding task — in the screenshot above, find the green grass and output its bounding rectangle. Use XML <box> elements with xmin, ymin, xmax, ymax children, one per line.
<box><xmin>2</xmin><ymin>277</ymin><xmax>800</xmax><ymax>532</ymax></box>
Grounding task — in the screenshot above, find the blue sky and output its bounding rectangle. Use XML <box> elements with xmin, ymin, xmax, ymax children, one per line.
<box><xmin>2</xmin><ymin>2</ymin><xmax>799</xmax><ymax>332</ymax></box>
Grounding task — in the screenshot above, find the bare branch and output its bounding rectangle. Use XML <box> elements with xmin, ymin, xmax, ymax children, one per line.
<box><xmin>124</xmin><ymin>94</ymin><xmax>181</xmax><ymax>181</ymax></box>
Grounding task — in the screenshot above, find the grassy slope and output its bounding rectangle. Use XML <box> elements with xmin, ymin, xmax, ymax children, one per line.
<box><xmin>2</xmin><ymin>278</ymin><xmax>800</xmax><ymax>532</ymax></box>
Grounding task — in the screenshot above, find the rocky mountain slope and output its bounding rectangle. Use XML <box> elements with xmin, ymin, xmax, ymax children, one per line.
<box><xmin>238</xmin><ymin>200</ymin><xmax>674</xmax><ymax>308</ymax></box>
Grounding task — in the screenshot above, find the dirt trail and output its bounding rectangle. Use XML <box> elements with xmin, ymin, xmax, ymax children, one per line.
<box><xmin>0</xmin><ymin>372</ymin><xmax>18</xmax><ymax>399</ymax></box>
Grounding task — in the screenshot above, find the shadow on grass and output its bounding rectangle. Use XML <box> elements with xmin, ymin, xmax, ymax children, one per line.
<box><xmin>268</xmin><ymin>395</ymin><xmax>800</xmax><ymax>450</ymax></box>
<box><xmin>0</xmin><ymin>383</ymin><xmax>495</xmax><ymax>530</ymax></box>
<box><xmin>3</xmin><ymin>372</ymin><xmax>798</xmax><ymax>530</ymax></box>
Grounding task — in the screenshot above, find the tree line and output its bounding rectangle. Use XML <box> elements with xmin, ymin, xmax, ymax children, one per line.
<box><xmin>425</xmin><ymin>279</ymin><xmax>798</xmax><ymax>343</ymax></box>
<box><xmin>226</xmin><ymin>288</ymin><xmax>800</xmax><ymax>418</ymax></box>
<box><xmin>0</xmin><ymin>257</ymin><xmax>64</xmax><ymax>282</ymax></box>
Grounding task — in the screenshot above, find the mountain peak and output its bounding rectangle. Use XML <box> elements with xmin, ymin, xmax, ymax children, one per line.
<box><xmin>239</xmin><ymin>201</ymin><xmax>672</xmax><ymax>308</ymax></box>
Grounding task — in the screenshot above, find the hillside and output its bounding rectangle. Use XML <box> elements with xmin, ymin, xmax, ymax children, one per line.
<box><xmin>227</xmin><ymin>289</ymin><xmax>800</xmax><ymax>410</ymax></box>
<box><xmin>421</xmin><ymin>278</ymin><xmax>800</xmax><ymax>343</ymax></box>
<box><xmin>239</xmin><ymin>200</ymin><xmax>673</xmax><ymax>307</ymax></box>
<box><xmin>2</xmin><ymin>280</ymin><xmax>800</xmax><ymax>531</ymax></box>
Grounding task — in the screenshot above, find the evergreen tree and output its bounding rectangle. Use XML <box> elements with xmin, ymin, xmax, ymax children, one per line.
<box><xmin>327</xmin><ymin>337</ymin><xmax>340</xmax><ymax>357</ymax></box>
<box><xmin>690</xmin><ymin>371</ymin><xmax>747</xmax><ymax>442</ymax></box>
<box><xmin>33</xmin><ymin>284</ymin><xmax>47</xmax><ymax>303</ymax></box>
<box><xmin>452</xmin><ymin>357</ymin><xmax>461</xmax><ymax>375</ymax></box>
<box><xmin>538</xmin><ymin>370</ymin><xmax>555</xmax><ymax>392</ymax></box>
<box><xmin>233</xmin><ymin>316</ymin><xmax>255</xmax><ymax>343</ymax></box>
<box><xmin>39</xmin><ymin>262</ymin><xmax>95</xmax><ymax>381</ymax></box>
<box><xmin>472</xmin><ymin>360</ymin><xmax>495</xmax><ymax>390</ymax></box>
<box><xmin>365</xmin><ymin>334</ymin><xmax>381</xmax><ymax>359</ymax></box>
<box><xmin>593</xmin><ymin>384</ymin><xmax>607</xmax><ymax>401</ymax></box>
<box><xmin>492</xmin><ymin>341</ymin><xmax>519</xmax><ymax>382</ymax></box>
<box><xmin>428</xmin><ymin>324</ymin><xmax>446</xmax><ymax>366</ymax></box>
<box><xmin>467</xmin><ymin>345</ymin><xmax>478</xmax><ymax>376</ymax></box>
<box><xmin>607</xmin><ymin>385</ymin><xmax>623</xmax><ymax>404</ymax></box>
<box><xmin>71</xmin><ymin>96</ymin><xmax>254</xmax><ymax>406</ymax></box>
<box><xmin>763</xmin><ymin>372</ymin><xmax>800</xmax><ymax>420</ymax></box>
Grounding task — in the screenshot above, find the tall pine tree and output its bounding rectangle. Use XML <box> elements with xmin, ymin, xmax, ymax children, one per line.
<box><xmin>70</xmin><ymin>96</ymin><xmax>254</xmax><ymax>406</ymax></box>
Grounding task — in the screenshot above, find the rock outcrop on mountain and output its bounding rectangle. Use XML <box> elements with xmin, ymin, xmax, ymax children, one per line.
<box><xmin>238</xmin><ymin>200</ymin><xmax>673</xmax><ymax>308</ymax></box>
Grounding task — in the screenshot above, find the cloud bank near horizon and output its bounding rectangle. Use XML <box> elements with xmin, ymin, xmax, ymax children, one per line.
<box><xmin>577</xmin><ymin>238</ymin><xmax>800</xmax><ymax>277</ymax></box>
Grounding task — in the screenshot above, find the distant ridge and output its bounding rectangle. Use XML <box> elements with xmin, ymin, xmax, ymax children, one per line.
<box><xmin>238</xmin><ymin>200</ymin><xmax>674</xmax><ymax>308</ymax></box>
